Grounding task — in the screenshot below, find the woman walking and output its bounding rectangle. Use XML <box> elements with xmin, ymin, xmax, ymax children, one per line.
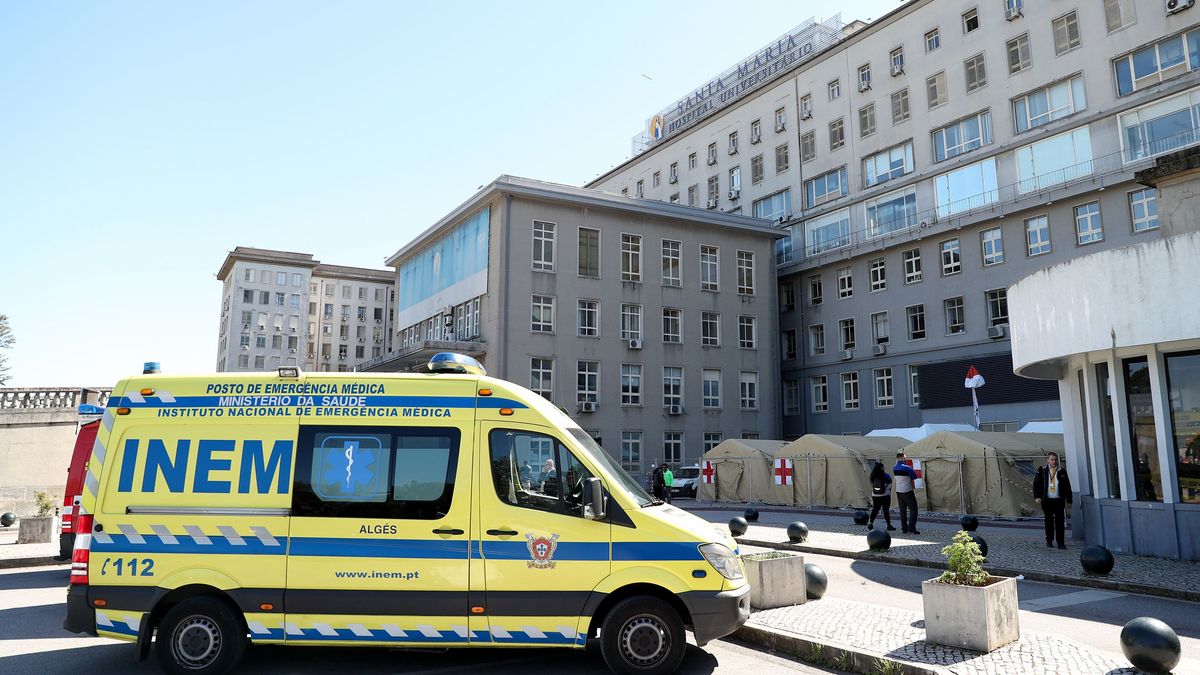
<box><xmin>868</xmin><ymin>461</ymin><xmax>896</xmax><ymax>531</ymax></box>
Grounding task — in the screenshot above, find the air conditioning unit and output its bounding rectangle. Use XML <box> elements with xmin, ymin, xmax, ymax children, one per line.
<box><xmin>706</xmin><ymin>197</ymin><xmax>719</xmax><ymax>209</ymax></box>
<box><xmin>667</xmin><ymin>405</ymin><xmax>683</xmax><ymax>416</ymax></box>
<box><xmin>872</xmin><ymin>344</ymin><xmax>887</xmax><ymax>356</ymax></box>
<box><xmin>628</xmin><ymin>338</ymin><xmax>643</xmax><ymax>350</ymax></box>
<box><xmin>891</xmin><ymin>65</ymin><xmax>904</xmax><ymax>77</ymax></box>
<box><xmin>775</xmin><ymin>121</ymin><xmax>787</xmax><ymax>131</ymax></box>
<box><xmin>707</xmin><ymin>155</ymin><xmax>717</xmax><ymax>166</ymax></box>
<box><xmin>359</xmin><ymin>317</ymin><xmax>365</xmax><ymax>322</ymax></box>
<box><xmin>289</xmin><ymin>348</ymin><xmax>297</xmax><ymax>354</ymax></box>
<box><xmin>242</xmin><ymin>323</ymin><xmax>250</xmax><ymax>330</ymax></box>
<box><xmin>579</xmin><ymin>401</ymin><xmax>597</xmax><ymax>413</ymax></box>
<box><xmin>1167</xmin><ymin>0</ymin><xmax>1195</xmax><ymax>13</ymax></box>
<box><xmin>338</xmin><ymin>355</ymin><xmax>346</xmax><ymax>361</ymax></box>
<box><xmin>241</xmin><ymin>345</ymin><xmax>249</xmax><ymax>351</ymax></box>
<box><xmin>750</xmin><ymin>132</ymin><xmax>761</xmax><ymax>144</ymax></box>
<box><xmin>857</xmin><ymin>81</ymin><xmax>871</xmax><ymax>93</ymax></box>
<box><xmin>728</xmin><ymin>188</ymin><xmax>741</xmax><ymax>200</ymax></box>
<box><xmin>669</xmin><ymin>175</ymin><xmax>678</xmax><ymax>184</ymax></box>
<box><xmin>987</xmin><ymin>325</ymin><xmax>1008</xmax><ymax>339</ymax></box>
<box><xmin>290</xmin><ymin>327</ymin><xmax>297</xmax><ymax>332</ymax></box>
<box><xmin>375</xmin><ymin>319</ymin><xmax>382</xmax><ymax>324</ymax></box>
<box><xmin>840</xmin><ymin>349</ymin><xmax>854</xmax><ymax>361</ymax></box>
<box><xmin>307</xmin><ymin>353</ymin><xmax>315</xmax><ymax>359</ymax></box>
<box><xmin>1004</xmin><ymin>7</ymin><xmax>1022</xmax><ymax>20</ymax></box>
<box><xmin>358</xmin><ymin>337</ymin><xmax>365</xmax><ymax>342</ymax></box>
<box><xmin>799</xmin><ymin>110</ymin><xmax>812</xmax><ymax>121</ymax></box>
<box><xmin>374</xmin><ymin>338</ymin><xmax>383</xmax><ymax>343</ymax></box>
<box><xmin>728</xmin><ymin>146</ymin><xmax>737</xmax><ymax>155</ymax></box>
<box><xmin>323</xmin><ymin>355</ymin><xmax>330</xmax><ymax>360</ymax></box>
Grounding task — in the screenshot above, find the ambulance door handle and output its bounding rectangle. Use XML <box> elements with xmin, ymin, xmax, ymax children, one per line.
<box><xmin>432</xmin><ymin>528</ymin><xmax>465</xmax><ymax>536</ymax></box>
<box><xmin>486</xmin><ymin>528</ymin><xmax>518</xmax><ymax>536</ymax></box>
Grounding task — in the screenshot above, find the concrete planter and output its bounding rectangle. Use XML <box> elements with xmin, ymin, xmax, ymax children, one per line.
<box><xmin>742</xmin><ymin>551</ymin><xmax>806</xmax><ymax>610</ymax></box>
<box><xmin>17</xmin><ymin>516</ymin><xmax>55</xmax><ymax>544</ymax></box>
<box><xmin>922</xmin><ymin>576</ymin><xmax>1019</xmax><ymax>652</ymax></box>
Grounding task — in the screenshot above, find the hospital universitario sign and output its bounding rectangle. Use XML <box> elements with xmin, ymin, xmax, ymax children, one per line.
<box><xmin>641</xmin><ymin>15</ymin><xmax>845</xmax><ymax>146</ymax></box>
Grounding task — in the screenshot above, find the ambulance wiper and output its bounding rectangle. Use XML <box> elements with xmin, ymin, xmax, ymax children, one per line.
<box><xmin>645</xmin><ymin>497</ymin><xmax>665</xmax><ymax>506</ymax></box>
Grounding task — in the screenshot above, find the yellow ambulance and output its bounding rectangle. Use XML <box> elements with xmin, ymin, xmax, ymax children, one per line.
<box><xmin>64</xmin><ymin>353</ymin><xmax>749</xmax><ymax>674</ymax></box>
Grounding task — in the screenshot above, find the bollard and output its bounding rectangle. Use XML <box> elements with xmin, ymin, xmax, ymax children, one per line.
<box><xmin>744</xmin><ymin>508</ymin><xmax>759</xmax><ymax>523</ymax></box>
<box><xmin>787</xmin><ymin>521</ymin><xmax>809</xmax><ymax>544</ymax></box>
<box><xmin>804</xmin><ymin>562</ymin><xmax>828</xmax><ymax>600</ymax></box>
<box><xmin>729</xmin><ymin>516</ymin><xmax>748</xmax><ymax>537</ymax></box>
<box><xmin>1080</xmin><ymin>545</ymin><xmax>1115</xmax><ymax>575</ymax></box>
<box><xmin>867</xmin><ymin>528</ymin><xmax>891</xmax><ymax>552</ymax></box>
<box><xmin>1120</xmin><ymin>617</ymin><xmax>1181</xmax><ymax>674</ymax></box>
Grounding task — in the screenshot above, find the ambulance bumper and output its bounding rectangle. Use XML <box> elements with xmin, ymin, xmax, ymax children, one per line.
<box><xmin>63</xmin><ymin>585</ymin><xmax>96</xmax><ymax>636</ymax></box>
<box><xmin>682</xmin><ymin>583</ymin><xmax>750</xmax><ymax>646</ymax></box>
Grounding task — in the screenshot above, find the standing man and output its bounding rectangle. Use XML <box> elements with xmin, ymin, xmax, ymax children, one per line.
<box><xmin>651</xmin><ymin>463</ymin><xmax>666</xmax><ymax>501</ymax></box>
<box><xmin>662</xmin><ymin>464</ymin><xmax>674</xmax><ymax>503</ymax></box>
<box><xmin>1034</xmin><ymin>452</ymin><xmax>1072</xmax><ymax>549</ymax></box>
<box><xmin>892</xmin><ymin>452</ymin><xmax>920</xmax><ymax>535</ymax></box>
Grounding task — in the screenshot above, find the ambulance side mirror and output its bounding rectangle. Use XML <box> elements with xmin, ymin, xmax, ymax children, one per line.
<box><xmin>583</xmin><ymin>477</ymin><xmax>606</xmax><ymax>520</ymax></box>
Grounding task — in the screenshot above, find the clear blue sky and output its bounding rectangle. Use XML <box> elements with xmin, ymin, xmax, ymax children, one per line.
<box><xmin>1</xmin><ymin>0</ymin><xmax>901</xmax><ymax>387</ymax></box>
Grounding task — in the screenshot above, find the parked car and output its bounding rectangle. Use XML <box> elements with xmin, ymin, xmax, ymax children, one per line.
<box><xmin>672</xmin><ymin>464</ymin><xmax>701</xmax><ymax>498</ymax></box>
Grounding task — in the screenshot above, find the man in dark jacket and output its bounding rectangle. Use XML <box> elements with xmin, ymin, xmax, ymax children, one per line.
<box><xmin>893</xmin><ymin>452</ymin><xmax>920</xmax><ymax>535</ymax></box>
<box><xmin>651</xmin><ymin>464</ymin><xmax>666</xmax><ymax>501</ymax></box>
<box><xmin>1034</xmin><ymin>451</ymin><xmax>1072</xmax><ymax>549</ymax></box>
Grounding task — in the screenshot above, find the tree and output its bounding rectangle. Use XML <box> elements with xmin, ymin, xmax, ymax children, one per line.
<box><xmin>0</xmin><ymin>315</ymin><xmax>14</xmax><ymax>385</ymax></box>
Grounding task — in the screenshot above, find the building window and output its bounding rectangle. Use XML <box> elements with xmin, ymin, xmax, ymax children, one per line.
<box><xmin>783</xmin><ymin>380</ymin><xmax>801</xmax><ymax>416</ymax></box>
<box><xmin>707</xmin><ymin>175</ymin><xmax>720</xmax><ymax>206</ymax></box>
<box><xmin>1052</xmin><ymin>11</ymin><xmax>1081</xmax><ymax>55</ymax></box>
<box><xmin>621</xmin><ymin>234</ymin><xmax>642</xmax><ymax>282</ymax></box>
<box><xmin>944</xmin><ymin>297</ymin><xmax>966</xmax><ymax>335</ymax></box>
<box><xmin>578</xmin><ymin>227</ymin><xmax>600</xmax><ymax>277</ymax></box>
<box><xmin>707</xmin><ymin>143</ymin><xmax>718</xmax><ymax>165</ymax></box>
<box><xmin>804</xmin><ymin>166</ymin><xmax>847</xmax><ymax>208</ymax></box>
<box><xmin>909</xmin><ymin>365</ymin><xmax>921</xmax><ymax>406</ymax></box>
<box><xmin>736</xmin><ymin>251</ymin><xmax>755</xmax><ymax>295</ymax></box>
<box><xmin>575</xmin><ymin>360</ymin><xmax>600</xmax><ymax>407</ymax></box>
<box><xmin>620</xmin><ymin>432</ymin><xmax>643</xmax><ymax>474</ymax></box>
<box><xmin>804</xmin><ymin>208</ymin><xmax>851</xmax><ymax>256</ymax></box>
<box><xmin>839</xmin><ymin>318</ymin><xmax>856</xmax><ymax>351</ymax></box>
<box><xmin>669</xmin><ymin>193</ymin><xmax>679</xmax><ymax>204</ymax></box>
<box><xmin>1119</xmin><ymin>87</ymin><xmax>1200</xmax><ymax>163</ymax></box>
<box><xmin>635</xmin><ymin>180</ymin><xmax>644</xmax><ymax>198</ymax></box>
<box><xmin>871</xmin><ymin>311</ymin><xmax>890</xmax><ymax>345</ymax></box>
<box><xmin>738</xmin><ymin>315</ymin><xmax>757</xmax><ymax>349</ymax></box>
<box><xmin>925</xmin><ymin>28</ymin><xmax>941</xmax><ymax>52</ymax></box>
<box><xmin>1114</xmin><ymin>29</ymin><xmax>1200</xmax><ymax>97</ymax></box>
<box><xmin>530</xmin><ymin>357</ymin><xmax>554</xmax><ymax>399</ymax></box>
<box><xmin>531</xmin><ymin>294</ymin><xmax>555</xmax><ymax>333</ymax></box>
<box><xmin>842</xmin><ymin>372</ymin><xmax>860</xmax><ymax>410</ymax></box>
<box><xmin>809</xmin><ymin>324</ymin><xmax>826</xmax><ymax>356</ymax></box>
<box><xmin>728</xmin><ymin>131</ymin><xmax>739</xmax><ymax>155</ymax></box>
<box><xmin>986</xmin><ymin>289</ymin><xmax>1008</xmax><ymax>326</ymax></box>
<box><xmin>621</xmin><ymin>303</ymin><xmax>642</xmax><ymax>340</ymax></box>
<box><xmin>1013</xmin><ymin>76</ymin><xmax>1086</xmax><ymax>134</ymax></box>
<box><xmin>858</xmin><ymin>105</ymin><xmax>876</xmax><ymax>138</ymax></box>
<box><xmin>837</xmin><ymin>266</ymin><xmax>853</xmax><ymax>299</ymax></box>
<box><xmin>751</xmin><ymin>154</ymin><xmax>765</xmax><ymax>183</ymax></box>
<box><xmin>868</xmin><ymin>258</ymin><xmax>886</xmax><ymax>292</ymax></box>
<box><xmin>750</xmin><ymin>119</ymin><xmax>762</xmax><ymax>144</ymax></box>
<box><xmin>775</xmin><ymin>143</ymin><xmax>790</xmax><ymax>173</ymax></box>
<box><xmin>688</xmin><ymin>153</ymin><xmax>697</xmax><ymax>170</ymax></box>
<box><xmin>981</xmin><ymin>227</ymin><xmax>1004</xmax><ymax>266</ymax></box>
<box><xmin>782</xmin><ymin>329</ymin><xmax>798</xmax><ymax>360</ymax></box>
<box><xmin>662</xmin><ymin>308</ymin><xmax>682</xmax><ymax>343</ymax></box>
<box><xmin>936</xmin><ymin>158</ymin><xmax>999</xmax><ymax>218</ymax></box>
<box><xmin>857</xmin><ymin>63</ymin><xmax>872</xmax><ymax>91</ymax></box>
<box><xmin>933</xmin><ymin>111</ymin><xmax>992</xmax><ymax>162</ymax></box>
<box><xmin>621</xmin><ymin>364</ymin><xmax>643</xmax><ymax>406</ymax></box>
<box><xmin>702</xmin><ymin>369</ymin><xmax>722</xmax><ymax>408</ymax></box>
<box><xmin>1025</xmin><ymin>215</ymin><xmax>1051</xmax><ymax>256</ymax></box>
<box><xmin>962</xmin><ymin>8</ymin><xmax>978</xmax><ymax>33</ymax></box>
<box><xmin>700</xmin><ymin>245</ymin><xmax>719</xmax><ymax>291</ymax></box>
<box><xmin>532</xmin><ymin>220</ymin><xmax>556</xmax><ymax>272</ymax></box>
<box><xmin>903</xmin><ymin>248</ymin><xmax>923</xmax><ymax>284</ymax></box>
<box><xmin>662</xmin><ymin>366</ymin><xmax>683</xmax><ymax>409</ymax></box>
<box><xmin>669</xmin><ymin>162</ymin><xmax>678</xmax><ymax>183</ymax></box>
<box><xmin>800</xmin><ymin>131</ymin><xmax>816</xmax><ymax>163</ymax></box>
<box><xmin>753</xmin><ymin>189</ymin><xmax>790</xmax><ymax>222</ymax></box>
<box><xmin>1007</xmin><ymin>33</ymin><xmax>1031</xmax><ymax>74</ymax></box>
<box><xmin>874</xmin><ymin>368</ymin><xmax>894</xmax><ymax>408</ymax></box>
<box><xmin>941</xmin><ymin>238</ymin><xmax>961</xmax><ymax>275</ymax></box>
<box><xmin>1017</xmin><ymin>127</ymin><xmax>1094</xmax><ymax>195</ymax></box>
<box><xmin>701</xmin><ymin>311</ymin><xmax>720</xmax><ymax>347</ymax></box>
<box><xmin>799</xmin><ymin>95</ymin><xmax>813</xmax><ymax>120</ymax></box>
<box><xmin>739</xmin><ymin>372</ymin><xmax>758</xmax><ymax>410</ymax></box>
<box><xmin>702</xmin><ymin>433</ymin><xmax>723</xmax><ymax>454</ymax></box>
<box><xmin>663</xmin><ymin>433</ymin><xmax>683</xmax><ymax>465</ymax></box>
<box><xmin>809</xmin><ymin>275</ymin><xmax>823</xmax><ymax>306</ymax></box>
<box><xmin>812</xmin><ymin>376</ymin><xmax>829</xmax><ymax>413</ymax></box>
<box><xmin>1129</xmin><ymin>188</ymin><xmax>1159</xmax><ymax>232</ymax></box>
<box><xmin>1075</xmin><ymin>201</ymin><xmax>1104</xmax><ymax>244</ymax></box>
<box><xmin>1104</xmin><ymin>0</ymin><xmax>1136</xmax><ymax>33</ymax></box>
<box><xmin>652</xmin><ymin>172</ymin><xmax>660</xmax><ymax>188</ymax></box>
<box><xmin>828</xmin><ymin>80</ymin><xmax>840</xmax><ymax>100</ymax></box>
<box><xmin>781</xmin><ymin>282</ymin><xmax>796</xmax><ymax>311</ymax></box>
<box><xmin>729</xmin><ymin>166</ymin><xmax>742</xmax><ymax>193</ymax></box>
<box><xmin>890</xmin><ymin>46</ymin><xmax>905</xmax><ymax>74</ymax></box>
<box><xmin>891</xmin><ymin>88</ymin><xmax>910</xmax><ymax>125</ymax></box>
<box><xmin>577</xmin><ymin>300</ymin><xmax>599</xmax><ymax>337</ymax></box>
<box><xmin>865</xmin><ymin>187</ymin><xmax>918</xmax><ymax>237</ymax></box>
<box><xmin>926</xmin><ymin>71</ymin><xmax>947</xmax><ymax>109</ymax></box>
<box><xmin>774</xmin><ymin>107</ymin><xmax>787</xmax><ymax>131</ymax></box>
<box><xmin>1164</xmin><ymin>350</ymin><xmax>1200</xmax><ymax>504</ymax></box>
<box><xmin>964</xmin><ymin>53</ymin><xmax>988</xmax><ymax>92</ymax></box>
<box><xmin>659</xmin><ymin>239</ymin><xmax>682</xmax><ymax>287</ymax></box>
<box><xmin>829</xmin><ymin>118</ymin><xmax>846</xmax><ymax>150</ymax></box>
<box><xmin>907</xmin><ymin>304</ymin><xmax>927</xmax><ymax>340</ymax></box>
<box><xmin>1123</xmin><ymin>357</ymin><xmax>1163</xmax><ymax>501</ymax></box>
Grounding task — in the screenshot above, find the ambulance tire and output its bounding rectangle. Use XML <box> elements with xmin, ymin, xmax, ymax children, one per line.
<box><xmin>599</xmin><ymin>596</ymin><xmax>686</xmax><ymax>675</ymax></box>
<box><xmin>155</xmin><ymin>597</ymin><xmax>247</xmax><ymax>675</ymax></box>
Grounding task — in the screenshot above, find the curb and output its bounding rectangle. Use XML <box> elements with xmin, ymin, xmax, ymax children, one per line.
<box><xmin>0</xmin><ymin>556</ymin><xmax>63</xmax><ymax>570</ymax></box>
<box><xmin>734</xmin><ymin>622</ymin><xmax>945</xmax><ymax>675</ymax></box>
<box><xmin>737</xmin><ymin>536</ymin><xmax>1200</xmax><ymax>603</ymax></box>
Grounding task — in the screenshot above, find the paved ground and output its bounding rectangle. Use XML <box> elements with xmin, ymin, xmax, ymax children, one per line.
<box><xmin>688</xmin><ymin>504</ymin><xmax>1200</xmax><ymax>596</ymax></box>
<box><xmin>0</xmin><ymin>527</ymin><xmax>58</xmax><ymax>562</ymax></box>
<box><xmin>0</xmin><ymin>564</ymin><xmax>841</xmax><ymax>674</ymax></box>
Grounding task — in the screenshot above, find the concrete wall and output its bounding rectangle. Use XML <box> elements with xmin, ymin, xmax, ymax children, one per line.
<box><xmin>0</xmin><ymin>409</ymin><xmax>77</xmax><ymax>516</ymax></box>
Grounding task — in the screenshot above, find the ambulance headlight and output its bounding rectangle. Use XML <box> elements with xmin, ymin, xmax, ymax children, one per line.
<box><xmin>699</xmin><ymin>543</ymin><xmax>744</xmax><ymax>581</ymax></box>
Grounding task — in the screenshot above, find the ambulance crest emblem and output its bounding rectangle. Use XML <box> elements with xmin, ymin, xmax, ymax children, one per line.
<box><xmin>525</xmin><ymin>533</ymin><xmax>560</xmax><ymax>569</ymax></box>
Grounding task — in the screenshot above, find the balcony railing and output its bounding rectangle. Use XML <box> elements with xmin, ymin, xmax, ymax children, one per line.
<box><xmin>0</xmin><ymin>387</ymin><xmax>112</xmax><ymax>411</ymax></box>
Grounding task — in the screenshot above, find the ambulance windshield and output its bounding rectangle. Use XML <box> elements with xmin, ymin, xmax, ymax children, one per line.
<box><xmin>567</xmin><ymin>428</ymin><xmax>654</xmax><ymax>507</ymax></box>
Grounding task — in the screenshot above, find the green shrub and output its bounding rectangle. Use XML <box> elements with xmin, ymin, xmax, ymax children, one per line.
<box><xmin>938</xmin><ymin>530</ymin><xmax>988</xmax><ymax>586</ymax></box>
<box><xmin>33</xmin><ymin>491</ymin><xmax>54</xmax><ymax>518</ymax></box>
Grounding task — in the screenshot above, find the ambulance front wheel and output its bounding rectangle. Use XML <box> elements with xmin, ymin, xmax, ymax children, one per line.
<box><xmin>599</xmin><ymin>596</ymin><xmax>686</xmax><ymax>675</ymax></box>
<box><xmin>154</xmin><ymin>597</ymin><xmax>247</xmax><ymax>675</ymax></box>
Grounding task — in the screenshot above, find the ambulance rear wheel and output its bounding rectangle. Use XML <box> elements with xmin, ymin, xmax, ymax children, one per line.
<box><xmin>600</xmin><ymin>596</ymin><xmax>686</xmax><ymax>675</ymax></box>
<box><xmin>155</xmin><ymin>597</ymin><xmax>246</xmax><ymax>675</ymax></box>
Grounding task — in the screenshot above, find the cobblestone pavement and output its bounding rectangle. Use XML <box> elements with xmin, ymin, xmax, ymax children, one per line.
<box><xmin>711</xmin><ymin>515</ymin><xmax>1200</xmax><ymax>596</ymax></box>
<box><xmin>748</xmin><ymin>597</ymin><xmax>1151</xmax><ymax>675</ymax></box>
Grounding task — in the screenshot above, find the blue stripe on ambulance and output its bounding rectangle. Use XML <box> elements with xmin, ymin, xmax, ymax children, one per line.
<box><xmin>288</xmin><ymin>538</ymin><xmax>470</xmax><ymax>559</ymax></box>
<box><xmin>91</xmin><ymin>534</ymin><xmax>289</xmax><ymax>555</ymax></box>
<box><xmin>106</xmin><ymin>396</ymin><xmax>528</xmax><ymax>409</ymax></box>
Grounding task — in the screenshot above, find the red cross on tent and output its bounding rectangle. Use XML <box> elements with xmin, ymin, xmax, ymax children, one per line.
<box><xmin>701</xmin><ymin>460</ymin><xmax>716</xmax><ymax>484</ymax></box>
<box><xmin>774</xmin><ymin>458</ymin><xmax>794</xmax><ymax>485</ymax></box>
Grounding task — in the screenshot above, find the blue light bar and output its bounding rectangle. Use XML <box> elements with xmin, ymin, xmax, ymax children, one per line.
<box><xmin>427</xmin><ymin>352</ymin><xmax>486</xmax><ymax>376</ymax></box>
<box><xmin>143</xmin><ymin>362</ymin><xmax>161</xmax><ymax>374</ymax></box>
<box><xmin>78</xmin><ymin>404</ymin><xmax>105</xmax><ymax>416</ymax></box>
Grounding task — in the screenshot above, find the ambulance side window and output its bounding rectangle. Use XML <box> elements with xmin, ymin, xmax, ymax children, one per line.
<box><xmin>293</xmin><ymin>425</ymin><xmax>460</xmax><ymax>519</ymax></box>
<box><xmin>488</xmin><ymin>429</ymin><xmax>594</xmax><ymax>518</ymax></box>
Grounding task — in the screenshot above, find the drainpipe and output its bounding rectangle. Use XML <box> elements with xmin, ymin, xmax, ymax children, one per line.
<box><xmin>499</xmin><ymin>195</ymin><xmax>513</xmax><ymax>380</ymax></box>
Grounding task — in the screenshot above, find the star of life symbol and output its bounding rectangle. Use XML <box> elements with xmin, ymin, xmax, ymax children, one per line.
<box><xmin>344</xmin><ymin>442</ymin><xmax>357</xmax><ymax>488</ymax></box>
<box><xmin>525</xmin><ymin>533</ymin><xmax>560</xmax><ymax>569</ymax></box>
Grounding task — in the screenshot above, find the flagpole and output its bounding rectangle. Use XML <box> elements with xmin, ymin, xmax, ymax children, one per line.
<box><xmin>972</xmin><ymin>388</ymin><xmax>980</xmax><ymax>430</ymax></box>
